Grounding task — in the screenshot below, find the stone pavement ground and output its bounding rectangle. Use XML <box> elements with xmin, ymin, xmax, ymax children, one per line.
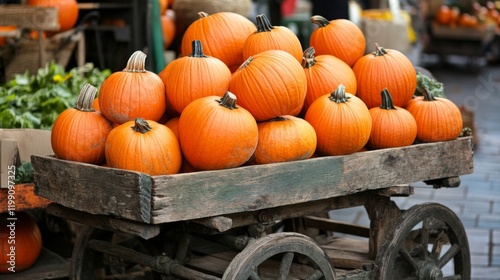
<box><xmin>329</xmin><ymin>54</ymin><xmax>500</xmax><ymax>279</ymax></box>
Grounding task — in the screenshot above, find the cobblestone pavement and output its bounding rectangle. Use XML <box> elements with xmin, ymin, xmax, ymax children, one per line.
<box><xmin>329</xmin><ymin>53</ymin><xmax>500</xmax><ymax>279</ymax></box>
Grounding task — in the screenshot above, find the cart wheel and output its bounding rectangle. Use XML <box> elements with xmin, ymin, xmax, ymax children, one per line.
<box><xmin>70</xmin><ymin>226</ymin><xmax>161</xmax><ymax>280</ymax></box>
<box><xmin>222</xmin><ymin>232</ymin><xmax>336</xmax><ymax>280</ymax></box>
<box><xmin>374</xmin><ymin>203</ymin><xmax>470</xmax><ymax>280</ymax></box>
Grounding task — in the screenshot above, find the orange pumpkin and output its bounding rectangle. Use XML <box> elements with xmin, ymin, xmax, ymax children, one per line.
<box><xmin>159</xmin><ymin>40</ymin><xmax>231</xmax><ymax>114</ymax></box>
<box><xmin>27</xmin><ymin>0</ymin><xmax>79</xmax><ymax>32</ymax></box>
<box><xmin>309</xmin><ymin>15</ymin><xmax>366</xmax><ymax>67</ymax></box>
<box><xmin>305</xmin><ymin>84</ymin><xmax>372</xmax><ymax>156</ymax></box>
<box><xmin>178</xmin><ymin>92</ymin><xmax>258</xmax><ymax>170</ymax></box>
<box><xmin>161</xmin><ymin>11</ymin><xmax>176</xmax><ymax>49</ymax></box>
<box><xmin>99</xmin><ymin>50</ymin><xmax>166</xmax><ymax>124</ymax></box>
<box><xmin>435</xmin><ymin>5</ymin><xmax>452</xmax><ymax>25</ymax></box>
<box><xmin>0</xmin><ymin>26</ymin><xmax>16</xmax><ymax>47</ymax></box>
<box><xmin>0</xmin><ymin>212</ymin><xmax>42</xmax><ymax>273</ymax></box>
<box><xmin>229</xmin><ymin>49</ymin><xmax>307</xmax><ymax>121</ymax></box>
<box><xmin>180</xmin><ymin>11</ymin><xmax>257</xmax><ymax>72</ymax></box>
<box><xmin>165</xmin><ymin>117</ymin><xmax>180</xmax><ymax>140</ymax></box>
<box><xmin>51</xmin><ymin>84</ymin><xmax>113</xmax><ymax>164</ymax></box>
<box><xmin>352</xmin><ymin>43</ymin><xmax>416</xmax><ymax>109</ymax></box>
<box><xmin>105</xmin><ymin>118</ymin><xmax>182</xmax><ymax>175</ymax></box>
<box><xmin>368</xmin><ymin>89</ymin><xmax>417</xmax><ymax>149</ymax></box>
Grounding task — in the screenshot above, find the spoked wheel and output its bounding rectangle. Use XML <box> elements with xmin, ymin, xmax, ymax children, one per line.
<box><xmin>222</xmin><ymin>232</ymin><xmax>336</xmax><ymax>280</ymax></box>
<box><xmin>70</xmin><ymin>226</ymin><xmax>161</xmax><ymax>280</ymax></box>
<box><xmin>374</xmin><ymin>203</ymin><xmax>471</xmax><ymax>280</ymax></box>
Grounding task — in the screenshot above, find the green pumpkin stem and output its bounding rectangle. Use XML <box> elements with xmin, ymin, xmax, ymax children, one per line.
<box><xmin>301</xmin><ymin>46</ymin><xmax>316</xmax><ymax>68</ymax></box>
<box><xmin>421</xmin><ymin>87</ymin><xmax>437</xmax><ymax>101</ymax></box>
<box><xmin>133</xmin><ymin>118</ymin><xmax>152</xmax><ymax>134</ymax></box>
<box><xmin>75</xmin><ymin>83</ymin><xmax>97</xmax><ymax>112</ymax></box>
<box><xmin>256</xmin><ymin>14</ymin><xmax>274</xmax><ymax>32</ymax></box>
<box><xmin>310</xmin><ymin>15</ymin><xmax>329</xmax><ymax>27</ymax></box>
<box><xmin>373</xmin><ymin>43</ymin><xmax>388</xmax><ymax>56</ymax></box>
<box><xmin>329</xmin><ymin>84</ymin><xmax>350</xmax><ymax>104</ymax></box>
<box><xmin>190</xmin><ymin>40</ymin><xmax>207</xmax><ymax>58</ymax></box>
<box><xmin>124</xmin><ymin>50</ymin><xmax>147</xmax><ymax>73</ymax></box>
<box><xmin>380</xmin><ymin>88</ymin><xmax>397</xmax><ymax>110</ymax></box>
<box><xmin>217</xmin><ymin>92</ymin><xmax>239</xmax><ymax>110</ymax></box>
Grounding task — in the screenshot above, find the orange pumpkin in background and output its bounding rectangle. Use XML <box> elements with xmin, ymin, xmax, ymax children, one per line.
<box><xmin>27</xmin><ymin>0</ymin><xmax>79</xmax><ymax>32</ymax></box>
<box><xmin>161</xmin><ymin>11</ymin><xmax>176</xmax><ymax>49</ymax></box>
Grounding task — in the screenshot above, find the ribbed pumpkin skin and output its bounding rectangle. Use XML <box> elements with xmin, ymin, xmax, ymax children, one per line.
<box><xmin>304</xmin><ymin>86</ymin><xmax>372</xmax><ymax>156</ymax></box>
<box><xmin>254</xmin><ymin>116</ymin><xmax>317</xmax><ymax>164</ymax></box>
<box><xmin>105</xmin><ymin>119</ymin><xmax>182</xmax><ymax>175</ymax></box>
<box><xmin>180</xmin><ymin>12</ymin><xmax>257</xmax><ymax>72</ymax></box>
<box><xmin>229</xmin><ymin>50</ymin><xmax>307</xmax><ymax>121</ymax></box>
<box><xmin>309</xmin><ymin>16</ymin><xmax>366</xmax><ymax>67</ymax></box>
<box><xmin>405</xmin><ymin>95</ymin><xmax>463</xmax><ymax>142</ymax></box>
<box><xmin>352</xmin><ymin>45</ymin><xmax>416</xmax><ymax>109</ymax></box>
<box><xmin>0</xmin><ymin>212</ymin><xmax>42</xmax><ymax>273</ymax></box>
<box><xmin>178</xmin><ymin>93</ymin><xmax>258</xmax><ymax>171</ymax></box>
<box><xmin>159</xmin><ymin>40</ymin><xmax>231</xmax><ymax>114</ymax></box>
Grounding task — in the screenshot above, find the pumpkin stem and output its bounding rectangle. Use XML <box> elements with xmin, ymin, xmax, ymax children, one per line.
<box><xmin>269</xmin><ymin>116</ymin><xmax>288</xmax><ymax>122</ymax></box>
<box><xmin>124</xmin><ymin>50</ymin><xmax>147</xmax><ymax>73</ymax></box>
<box><xmin>301</xmin><ymin>46</ymin><xmax>316</xmax><ymax>68</ymax></box>
<box><xmin>75</xmin><ymin>83</ymin><xmax>97</xmax><ymax>112</ymax></box>
<box><xmin>380</xmin><ymin>88</ymin><xmax>397</xmax><ymax>110</ymax></box>
<box><xmin>310</xmin><ymin>15</ymin><xmax>330</xmax><ymax>27</ymax></box>
<box><xmin>256</xmin><ymin>14</ymin><xmax>274</xmax><ymax>32</ymax></box>
<box><xmin>198</xmin><ymin>11</ymin><xmax>209</xmax><ymax>18</ymax></box>
<box><xmin>329</xmin><ymin>84</ymin><xmax>351</xmax><ymax>104</ymax></box>
<box><xmin>217</xmin><ymin>92</ymin><xmax>239</xmax><ymax>110</ymax></box>
<box><xmin>373</xmin><ymin>43</ymin><xmax>388</xmax><ymax>56</ymax></box>
<box><xmin>132</xmin><ymin>118</ymin><xmax>152</xmax><ymax>134</ymax></box>
<box><xmin>190</xmin><ymin>40</ymin><xmax>207</xmax><ymax>58</ymax></box>
<box><xmin>239</xmin><ymin>56</ymin><xmax>253</xmax><ymax>70</ymax></box>
<box><xmin>421</xmin><ymin>87</ymin><xmax>437</xmax><ymax>101</ymax></box>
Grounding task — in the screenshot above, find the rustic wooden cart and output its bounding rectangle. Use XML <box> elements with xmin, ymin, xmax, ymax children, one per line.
<box><xmin>31</xmin><ymin>136</ymin><xmax>474</xmax><ymax>280</ymax></box>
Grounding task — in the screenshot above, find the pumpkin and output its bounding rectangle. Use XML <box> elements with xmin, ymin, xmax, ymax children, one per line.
<box><xmin>165</xmin><ymin>117</ymin><xmax>180</xmax><ymax>140</ymax></box>
<box><xmin>0</xmin><ymin>211</ymin><xmax>42</xmax><ymax>273</ymax></box>
<box><xmin>435</xmin><ymin>5</ymin><xmax>452</xmax><ymax>25</ymax></box>
<box><xmin>178</xmin><ymin>91</ymin><xmax>258</xmax><ymax>170</ymax></box>
<box><xmin>309</xmin><ymin>15</ymin><xmax>366</xmax><ymax>67</ymax></box>
<box><xmin>243</xmin><ymin>14</ymin><xmax>303</xmax><ymax>62</ymax></box>
<box><xmin>180</xmin><ymin>11</ymin><xmax>257</xmax><ymax>72</ymax></box>
<box><xmin>161</xmin><ymin>11</ymin><xmax>176</xmax><ymax>49</ymax></box>
<box><xmin>229</xmin><ymin>49</ymin><xmax>307</xmax><ymax>121</ymax></box>
<box><xmin>27</xmin><ymin>0</ymin><xmax>79</xmax><ymax>32</ymax></box>
<box><xmin>304</xmin><ymin>84</ymin><xmax>372</xmax><ymax>156</ymax></box>
<box><xmin>253</xmin><ymin>115</ymin><xmax>317</xmax><ymax>164</ymax></box>
<box><xmin>105</xmin><ymin>118</ymin><xmax>182</xmax><ymax>175</ymax></box>
<box><xmin>159</xmin><ymin>40</ymin><xmax>231</xmax><ymax>114</ymax></box>
<box><xmin>301</xmin><ymin>46</ymin><xmax>357</xmax><ymax>113</ymax></box>
<box><xmin>352</xmin><ymin>43</ymin><xmax>416</xmax><ymax>109</ymax></box>
<box><xmin>368</xmin><ymin>88</ymin><xmax>417</xmax><ymax>149</ymax></box>
<box><xmin>51</xmin><ymin>84</ymin><xmax>113</xmax><ymax>164</ymax></box>
<box><xmin>405</xmin><ymin>88</ymin><xmax>463</xmax><ymax>143</ymax></box>
<box><xmin>98</xmin><ymin>50</ymin><xmax>166</xmax><ymax>124</ymax></box>
<box><xmin>93</xmin><ymin>97</ymin><xmax>100</xmax><ymax>111</ymax></box>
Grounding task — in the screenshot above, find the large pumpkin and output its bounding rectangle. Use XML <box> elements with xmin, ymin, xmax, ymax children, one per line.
<box><xmin>352</xmin><ymin>43</ymin><xmax>416</xmax><ymax>109</ymax></box>
<box><xmin>309</xmin><ymin>15</ymin><xmax>366</xmax><ymax>67</ymax></box>
<box><xmin>99</xmin><ymin>50</ymin><xmax>166</xmax><ymax>124</ymax></box>
<box><xmin>178</xmin><ymin>92</ymin><xmax>258</xmax><ymax>170</ymax></box>
<box><xmin>105</xmin><ymin>118</ymin><xmax>182</xmax><ymax>175</ymax></box>
<box><xmin>27</xmin><ymin>0</ymin><xmax>79</xmax><ymax>32</ymax></box>
<box><xmin>159</xmin><ymin>40</ymin><xmax>231</xmax><ymax>114</ymax></box>
<box><xmin>305</xmin><ymin>84</ymin><xmax>372</xmax><ymax>156</ymax></box>
<box><xmin>229</xmin><ymin>49</ymin><xmax>307</xmax><ymax>121</ymax></box>
<box><xmin>180</xmin><ymin>11</ymin><xmax>256</xmax><ymax>72</ymax></box>
<box><xmin>0</xmin><ymin>212</ymin><xmax>42</xmax><ymax>273</ymax></box>
<box><xmin>51</xmin><ymin>84</ymin><xmax>113</xmax><ymax>164</ymax></box>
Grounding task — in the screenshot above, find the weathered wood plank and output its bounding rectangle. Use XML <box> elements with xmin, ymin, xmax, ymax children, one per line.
<box><xmin>0</xmin><ymin>5</ymin><xmax>59</xmax><ymax>30</ymax></box>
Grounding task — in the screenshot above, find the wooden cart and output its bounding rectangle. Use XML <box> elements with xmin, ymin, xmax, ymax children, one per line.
<box><xmin>31</xmin><ymin>136</ymin><xmax>474</xmax><ymax>280</ymax></box>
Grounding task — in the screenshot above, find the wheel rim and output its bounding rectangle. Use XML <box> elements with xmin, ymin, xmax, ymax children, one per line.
<box><xmin>375</xmin><ymin>203</ymin><xmax>471</xmax><ymax>280</ymax></box>
<box><xmin>222</xmin><ymin>232</ymin><xmax>336</xmax><ymax>280</ymax></box>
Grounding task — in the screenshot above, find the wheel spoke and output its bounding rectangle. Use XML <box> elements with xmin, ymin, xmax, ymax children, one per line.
<box><xmin>277</xmin><ymin>252</ymin><xmax>294</xmax><ymax>280</ymax></box>
<box><xmin>431</xmin><ymin>231</ymin><xmax>446</xmax><ymax>260</ymax></box>
<box><xmin>443</xmin><ymin>275</ymin><xmax>462</xmax><ymax>280</ymax></box>
<box><xmin>437</xmin><ymin>243</ymin><xmax>461</xmax><ymax>268</ymax></box>
<box><xmin>304</xmin><ymin>269</ymin><xmax>324</xmax><ymax>280</ymax></box>
<box><xmin>419</xmin><ymin>218</ymin><xmax>430</xmax><ymax>259</ymax></box>
<box><xmin>400</xmin><ymin>247</ymin><xmax>419</xmax><ymax>271</ymax></box>
<box><xmin>250</xmin><ymin>269</ymin><xmax>261</xmax><ymax>280</ymax></box>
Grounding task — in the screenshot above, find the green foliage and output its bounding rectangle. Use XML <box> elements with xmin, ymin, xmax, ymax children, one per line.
<box><xmin>0</xmin><ymin>62</ymin><xmax>111</xmax><ymax>129</ymax></box>
<box><xmin>15</xmin><ymin>161</ymin><xmax>34</xmax><ymax>184</ymax></box>
<box><xmin>414</xmin><ymin>71</ymin><xmax>446</xmax><ymax>98</ymax></box>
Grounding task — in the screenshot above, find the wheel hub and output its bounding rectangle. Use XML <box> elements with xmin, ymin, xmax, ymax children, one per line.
<box><xmin>418</xmin><ymin>261</ymin><xmax>443</xmax><ymax>280</ymax></box>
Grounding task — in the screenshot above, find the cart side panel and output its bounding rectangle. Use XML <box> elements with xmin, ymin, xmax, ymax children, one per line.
<box><xmin>32</xmin><ymin>156</ymin><xmax>152</xmax><ymax>223</ymax></box>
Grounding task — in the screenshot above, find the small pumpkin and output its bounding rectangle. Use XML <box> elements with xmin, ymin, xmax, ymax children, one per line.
<box><xmin>99</xmin><ymin>50</ymin><xmax>166</xmax><ymax>124</ymax></box>
<box><xmin>178</xmin><ymin>92</ymin><xmax>258</xmax><ymax>170</ymax></box>
<box><xmin>352</xmin><ymin>43</ymin><xmax>416</xmax><ymax>109</ymax></box>
<box><xmin>243</xmin><ymin>14</ymin><xmax>303</xmax><ymax>62</ymax></box>
<box><xmin>159</xmin><ymin>40</ymin><xmax>231</xmax><ymax>114</ymax></box>
<box><xmin>0</xmin><ymin>212</ymin><xmax>42</xmax><ymax>273</ymax></box>
<box><xmin>405</xmin><ymin>87</ymin><xmax>463</xmax><ymax>143</ymax></box>
<box><xmin>161</xmin><ymin>11</ymin><xmax>176</xmax><ymax>49</ymax></box>
<box><xmin>309</xmin><ymin>15</ymin><xmax>366</xmax><ymax>67</ymax></box>
<box><xmin>305</xmin><ymin>84</ymin><xmax>372</xmax><ymax>156</ymax></box>
<box><xmin>368</xmin><ymin>88</ymin><xmax>417</xmax><ymax>149</ymax></box>
<box><xmin>51</xmin><ymin>84</ymin><xmax>113</xmax><ymax>164</ymax></box>
<box><xmin>27</xmin><ymin>0</ymin><xmax>79</xmax><ymax>32</ymax></box>
<box><xmin>253</xmin><ymin>115</ymin><xmax>316</xmax><ymax>164</ymax></box>
<box><xmin>105</xmin><ymin>118</ymin><xmax>182</xmax><ymax>175</ymax></box>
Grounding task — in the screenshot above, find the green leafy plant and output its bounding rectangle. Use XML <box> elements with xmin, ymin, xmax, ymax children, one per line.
<box><xmin>15</xmin><ymin>161</ymin><xmax>34</xmax><ymax>184</ymax></box>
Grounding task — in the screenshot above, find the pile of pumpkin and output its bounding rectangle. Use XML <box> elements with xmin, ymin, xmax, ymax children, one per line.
<box><xmin>434</xmin><ymin>1</ymin><xmax>500</xmax><ymax>28</ymax></box>
<box><xmin>51</xmin><ymin>11</ymin><xmax>464</xmax><ymax>176</ymax></box>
